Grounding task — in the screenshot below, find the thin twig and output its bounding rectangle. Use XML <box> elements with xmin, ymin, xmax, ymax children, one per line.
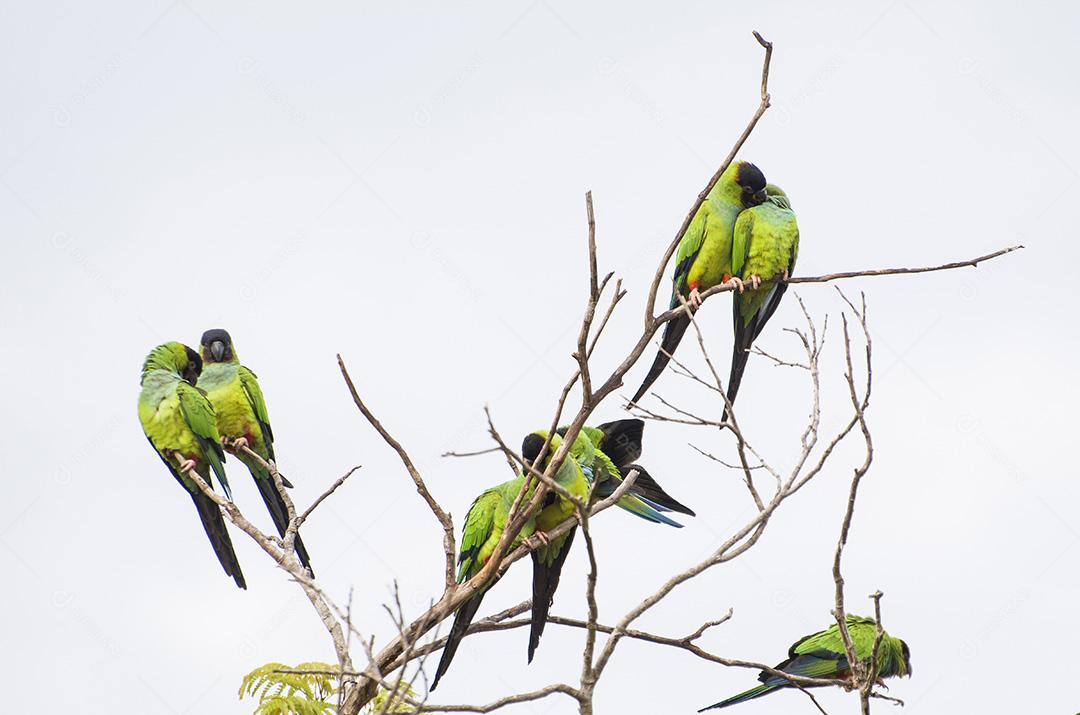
<box><xmin>665</xmin><ymin>245</ymin><xmax>1023</xmax><ymax>318</ymax></box>
<box><xmin>297</xmin><ymin>465</ymin><xmax>361</xmax><ymax>529</ymax></box>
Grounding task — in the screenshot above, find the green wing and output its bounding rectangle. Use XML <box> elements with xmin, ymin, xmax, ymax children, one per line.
<box><xmin>731</xmin><ymin>209</ymin><xmax>754</xmax><ymax>279</ymax></box>
<box><xmin>671</xmin><ymin>209</ymin><xmax>708</xmax><ymax>306</ymax></box>
<box><xmin>176</xmin><ymin>382</ymin><xmax>230</xmax><ymax>499</ymax></box>
<box><xmin>457</xmin><ymin>487</ymin><xmax>506</xmax><ymax>582</ymax></box>
<box><xmin>238</xmin><ymin>365</ymin><xmax>275</xmax><ymax>461</ymax></box>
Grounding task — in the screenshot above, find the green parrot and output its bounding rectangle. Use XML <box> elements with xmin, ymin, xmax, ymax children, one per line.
<box><xmin>699</xmin><ymin>615</ymin><xmax>912</xmax><ymax>710</ymax></box>
<box><xmin>528</xmin><ymin>420</ymin><xmax>695</xmax><ymax>662</ymax></box>
<box><xmin>431</xmin><ymin>431</ymin><xmax>586</xmax><ymax>689</ymax></box>
<box><xmin>724</xmin><ymin>184</ymin><xmax>799</xmax><ymax>417</ymax></box>
<box><xmin>523</xmin><ymin>429</ymin><xmax>592</xmax><ymax>663</ymax></box>
<box><xmin>138</xmin><ymin>342</ymin><xmax>246</xmax><ymax>589</ymax></box>
<box><xmin>197</xmin><ymin>329</ymin><xmax>313</xmax><ymax>575</ymax></box>
<box><xmin>630</xmin><ymin>160</ymin><xmax>768</xmax><ymax>405</ymax></box>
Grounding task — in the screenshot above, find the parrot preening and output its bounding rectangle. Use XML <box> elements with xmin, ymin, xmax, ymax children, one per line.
<box><xmin>724</xmin><ymin>184</ymin><xmax>799</xmax><ymax>417</ymax></box>
<box><xmin>699</xmin><ymin>615</ymin><xmax>912</xmax><ymax>710</ymax></box>
<box><xmin>431</xmin><ymin>431</ymin><xmax>585</xmax><ymax>690</ymax></box>
<box><xmin>197</xmin><ymin>329</ymin><xmax>313</xmax><ymax>575</ymax></box>
<box><xmin>630</xmin><ymin>160</ymin><xmax>768</xmax><ymax>405</ymax></box>
<box><xmin>528</xmin><ymin>420</ymin><xmax>695</xmax><ymax>662</ymax></box>
<box><xmin>524</xmin><ymin>429</ymin><xmax>591</xmax><ymax>663</ymax></box>
<box><xmin>138</xmin><ymin>342</ymin><xmax>246</xmax><ymax>589</ymax></box>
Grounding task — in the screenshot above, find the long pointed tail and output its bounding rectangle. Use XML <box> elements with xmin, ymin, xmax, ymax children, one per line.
<box><xmin>431</xmin><ymin>588</ymin><xmax>491</xmax><ymax>690</ymax></box>
<box><xmin>723</xmin><ymin>306</ymin><xmax>754</xmax><ymax>421</ymax></box>
<box><xmin>698</xmin><ymin>683</ymin><xmax>779</xmax><ymax>711</ymax></box>
<box><xmin>253</xmin><ymin>472</ymin><xmax>314</xmax><ymax>576</ymax></box>
<box><xmin>630</xmin><ymin>313</ymin><xmax>690</xmax><ymax>405</ymax></box>
<box><xmin>528</xmin><ymin>528</ymin><xmax>577</xmax><ymax>662</ymax></box>
<box><xmin>189</xmin><ymin>489</ymin><xmax>247</xmax><ymax>589</ymax></box>
<box><xmin>615</xmin><ymin>493</ymin><xmax>684</xmax><ymax>527</ymax></box>
<box><xmin>725</xmin><ymin>284</ymin><xmax>789</xmax><ymax>420</ymax></box>
<box><xmin>623</xmin><ymin>464</ymin><xmax>695</xmax><ymax>516</ymax></box>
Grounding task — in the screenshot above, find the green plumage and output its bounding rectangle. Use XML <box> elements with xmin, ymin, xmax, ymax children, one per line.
<box><xmin>138</xmin><ymin>342</ymin><xmax>246</xmax><ymax>589</ymax></box>
<box><xmin>699</xmin><ymin>615</ymin><xmax>912</xmax><ymax>711</ymax></box>
<box><xmin>432</xmin><ymin>432</ymin><xmax>587</xmax><ymax>689</ymax></box>
<box><xmin>197</xmin><ymin>329</ymin><xmax>313</xmax><ymax>574</ymax></box>
<box><xmin>725</xmin><ymin>184</ymin><xmax>800</xmax><ymax>412</ymax></box>
<box><xmin>522</xmin><ymin>431</ymin><xmax>589</xmax><ymax>663</ymax></box>
<box><xmin>435</xmin><ymin>422</ymin><xmax>694</xmax><ymax>683</ymax></box>
<box><xmin>631</xmin><ymin>161</ymin><xmax>768</xmax><ymax>404</ymax></box>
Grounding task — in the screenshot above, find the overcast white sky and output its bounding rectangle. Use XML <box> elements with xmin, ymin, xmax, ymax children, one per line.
<box><xmin>2</xmin><ymin>1</ymin><xmax>1077</xmax><ymax>713</ymax></box>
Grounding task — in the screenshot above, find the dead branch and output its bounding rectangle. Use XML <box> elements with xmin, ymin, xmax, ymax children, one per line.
<box><xmin>298</xmin><ymin>464</ymin><xmax>361</xmax><ymax>529</ymax></box>
<box><xmin>181</xmin><ymin>468</ymin><xmax>355</xmax><ymax>677</ymax></box>
<box><xmin>661</xmin><ymin>244</ymin><xmax>1023</xmax><ymax>324</ymax></box>
<box><xmin>829</xmin><ymin>292</ymin><xmax>875</xmax><ymax>709</ymax></box>
<box><xmin>338</xmin><ymin>355</ymin><xmax>457</xmax><ymax>589</ymax></box>
<box><xmin>642</xmin><ymin>30</ymin><xmax>773</xmax><ymax>329</ymax></box>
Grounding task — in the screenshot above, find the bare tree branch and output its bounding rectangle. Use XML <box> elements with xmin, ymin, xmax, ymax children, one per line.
<box><xmin>670</xmin><ymin>244</ymin><xmax>1023</xmax><ymax>317</ymax></box>
<box><xmin>297</xmin><ymin>464</ymin><xmax>361</xmax><ymax>529</ymax></box>
<box><xmin>642</xmin><ymin>30</ymin><xmax>774</xmax><ymax>329</ymax></box>
<box><xmin>181</xmin><ymin>468</ymin><xmax>355</xmax><ymax>677</ymax></box>
<box><xmin>338</xmin><ymin>355</ymin><xmax>457</xmax><ymax>589</ymax></box>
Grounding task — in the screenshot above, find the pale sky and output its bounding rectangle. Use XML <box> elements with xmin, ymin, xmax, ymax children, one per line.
<box><xmin>2</xmin><ymin>1</ymin><xmax>1076</xmax><ymax>713</ymax></box>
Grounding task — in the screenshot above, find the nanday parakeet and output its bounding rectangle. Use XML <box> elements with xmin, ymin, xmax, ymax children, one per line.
<box><xmin>523</xmin><ymin>429</ymin><xmax>591</xmax><ymax>663</ymax></box>
<box><xmin>699</xmin><ymin>615</ymin><xmax>911</xmax><ymax>710</ymax></box>
<box><xmin>725</xmin><ymin>184</ymin><xmax>799</xmax><ymax>415</ymax></box>
<box><xmin>631</xmin><ymin>161</ymin><xmax>768</xmax><ymax>405</ymax></box>
<box><xmin>528</xmin><ymin>420</ymin><xmax>695</xmax><ymax>662</ymax></box>
<box><xmin>431</xmin><ymin>431</ymin><xmax>586</xmax><ymax>689</ymax></box>
<box><xmin>196</xmin><ymin>329</ymin><xmax>313</xmax><ymax>575</ymax></box>
<box><xmin>138</xmin><ymin>341</ymin><xmax>246</xmax><ymax>589</ymax></box>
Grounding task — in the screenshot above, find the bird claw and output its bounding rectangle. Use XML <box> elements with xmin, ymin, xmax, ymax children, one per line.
<box><xmin>227</xmin><ymin>436</ymin><xmax>250</xmax><ymax>452</ymax></box>
<box><xmin>688</xmin><ymin>288</ymin><xmax>703</xmax><ymax>309</ymax></box>
<box><xmin>172</xmin><ymin>451</ymin><xmax>196</xmax><ymax>474</ymax></box>
<box><xmin>527</xmin><ymin>531</ymin><xmax>551</xmax><ymax>549</ymax></box>
<box><xmin>724</xmin><ymin>276</ymin><xmax>746</xmax><ymax>293</ymax></box>
<box><xmin>748</xmin><ymin>274</ymin><xmax>762</xmax><ymax>290</ymax></box>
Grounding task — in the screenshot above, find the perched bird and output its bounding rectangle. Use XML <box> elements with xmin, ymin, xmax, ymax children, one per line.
<box><xmin>197</xmin><ymin>329</ymin><xmax>313</xmax><ymax>575</ymax></box>
<box><xmin>631</xmin><ymin>161</ymin><xmax>768</xmax><ymax>405</ymax></box>
<box><xmin>138</xmin><ymin>342</ymin><xmax>246</xmax><ymax>589</ymax></box>
<box><xmin>529</xmin><ymin>420</ymin><xmax>694</xmax><ymax>662</ymax></box>
<box><xmin>524</xmin><ymin>429</ymin><xmax>591</xmax><ymax>663</ymax></box>
<box><xmin>699</xmin><ymin>615</ymin><xmax>912</xmax><ymax>710</ymax></box>
<box><xmin>431</xmin><ymin>431</ymin><xmax>585</xmax><ymax>690</ymax></box>
<box><xmin>725</xmin><ymin>184</ymin><xmax>799</xmax><ymax>417</ymax></box>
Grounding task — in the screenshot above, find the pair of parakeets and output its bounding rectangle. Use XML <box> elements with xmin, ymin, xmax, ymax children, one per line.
<box><xmin>137</xmin><ymin>330</ymin><xmax>312</xmax><ymax>589</ymax></box>
<box><xmin>631</xmin><ymin>160</ymin><xmax>800</xmax><ymax>411</ymax></box>
<box><xmin>431</xmin><ymin>418</ymin><xmax>696</xmax><ymax>689</ymax></box>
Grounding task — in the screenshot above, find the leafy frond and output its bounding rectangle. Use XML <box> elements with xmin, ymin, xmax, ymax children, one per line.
<box><xmin>239</xmin><ymin>662</ymin><xmax>337</xmax><ymax>715</ymax></box>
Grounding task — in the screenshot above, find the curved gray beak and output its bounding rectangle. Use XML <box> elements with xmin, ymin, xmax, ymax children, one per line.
<box><xmin>753</xmin><ymin>188</ymin><xmax>768</xmax><ymax>203</ymax></box>
<box><xmin>210</xmin><ymin>340</ymin><xmax>226</xmax><ymax>362</ymax></box>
